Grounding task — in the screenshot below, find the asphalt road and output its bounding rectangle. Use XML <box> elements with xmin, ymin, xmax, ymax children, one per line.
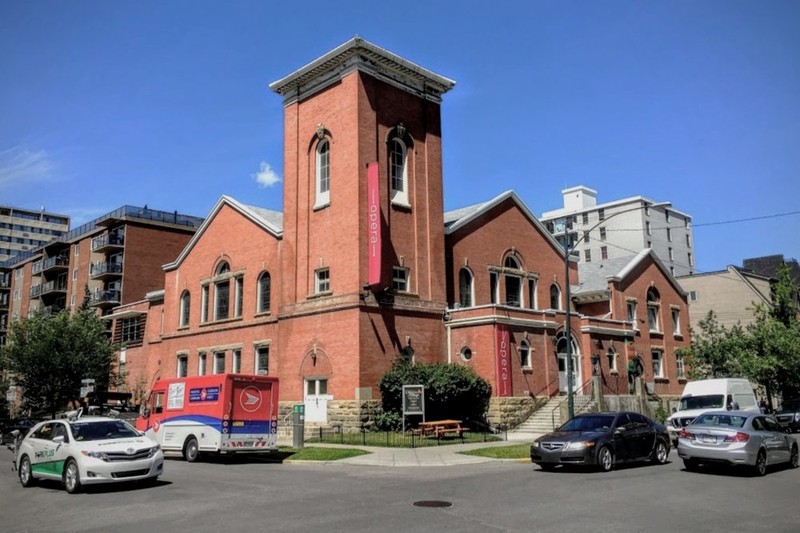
<box><xmin>1</xmin><ymin>447</ymin><xmax>799</xmax><ymax>533</ymax></box>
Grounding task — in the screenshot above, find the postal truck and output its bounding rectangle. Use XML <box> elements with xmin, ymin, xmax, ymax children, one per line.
<box><xmin>136</xmin><ymin>374</ymin><xmax>279</xmax><ymax>461</ymax></box>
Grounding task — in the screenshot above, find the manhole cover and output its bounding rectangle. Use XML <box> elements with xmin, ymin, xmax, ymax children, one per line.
<box><xmin>413</xmin><ymin>500</ymin><xmax>453</xmax><ymax>508</ymax></box>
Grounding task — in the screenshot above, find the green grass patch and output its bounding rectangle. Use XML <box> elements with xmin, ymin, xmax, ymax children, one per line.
<box><xmin>308</xmin><ymin>431</ymin><xmax>502</xmax><ymax>448</ymax></box>
<box><xmin>460</xmin><ymin>443</ymin><xmax>530</xmax><ymax>460</ymax></box>
<box><xmin>278</xmin><ymin>446</ymin><xmax>370</xmax><ymax>461</ymax></box>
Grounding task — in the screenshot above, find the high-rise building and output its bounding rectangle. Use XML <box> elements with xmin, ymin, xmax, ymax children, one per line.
<box><xmin>0</xmin><ymin>205</ymin><xmax>70</xmax><ymax>262</ymax></box>
<box><xmin>540</xmin><ymin>186</ymin><xmax>695</xmax><ymax>277</ymax></box>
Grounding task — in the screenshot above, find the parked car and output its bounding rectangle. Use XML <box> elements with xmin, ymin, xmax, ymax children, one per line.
<box><xmin>1</xmin><ymin>418</ymin><xmax>38</xmax><ymax>444</ymax></box>
<box><xmin>15</xmin><ymin>416</ymin><xmax>163</xmax><ymax>494</ymax></box>
<box><xmin>774</xmin><ymin>399</ymin><xmax>800</xmax><ymax>433</ymax></box>
<box><xmin>677</xmin><ymin>411</ymin><xmax>799</xmax><ymax>476</ymax></box>
<box><xmin>530</xmin><ymin>411</ymin><xmax>670</xmax><ymax>472</ymax></box>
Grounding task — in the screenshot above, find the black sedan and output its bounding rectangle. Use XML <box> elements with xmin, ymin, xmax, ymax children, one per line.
<box><xmin>1</xmin><ymin>418</ymin><xmax>38</xmax><ymax>445</ymax></box>
<box><xmin>531</xmin><ymin>411</ymin><xmax>670</xmax><ymax>472</ymax></box>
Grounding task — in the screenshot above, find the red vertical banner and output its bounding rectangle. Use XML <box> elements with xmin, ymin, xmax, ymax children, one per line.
<box><xmin>495</xmin><ymin>325</ymin><xmax>512</xmax><ymax>397</ymax></box>
<box><xmin>367</xmin><ymin>162</ymin><xmax>381</xmax><ymax>287</ymax></box>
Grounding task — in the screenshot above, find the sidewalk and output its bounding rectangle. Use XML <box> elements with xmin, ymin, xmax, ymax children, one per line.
<box><xmin>281</xmin><ymin>430</ymin><xmax>543</xmax><ymax>467</ymax></box>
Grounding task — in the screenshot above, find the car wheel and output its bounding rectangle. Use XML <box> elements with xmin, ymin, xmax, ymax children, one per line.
<box><xmin>651</xmin><ymin>440</ymin><xmax>668</xmax><ymax>465</ymax></box>
<box><xmin>753</xmin><ymin>449</ymin><xmax>767</xmax><ymax>477</ymax></box>
<box><xmin>18</xmin><ymin>455</ymin><xmax>36</xmax><ymax>487</ymax></box>
<box><xmin>63</xmin><ymin>459</ymin><xmax>82</xmax><ymax>494</ymax></box>
<box><xmin>790</xmin><ymin>445</ymin><xmax>799</xmax><ymax>469</ymax></box>
<box><xmin>539</xmin><ymin>463</ymin><xmax>556</xmax><ymax>472</ymax></box>
<box><xmin>597</xmin><ymin>446</ymin><xmax>614</xmax><ymax>472</ymax></box>
<box><xmin>683</xmin><ymin>458</ymin><xmax>699</xmax><ymax>471</ymax></box>
<box><xmin>183</xmin><ymin>437</ymin><xmax>199</xmax><ymax>462</ymax></box>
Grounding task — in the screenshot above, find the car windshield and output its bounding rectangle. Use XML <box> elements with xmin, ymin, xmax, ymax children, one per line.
<box><xmin>692</xmin><ymin>413</ymin><xmax>747</xmax><ymax>428</ymax></box>
<box><xmin>777</xmin><ymin>399</ymin><xmax>800</xmax><ymax>413</ymax></box>
<box><xmin>559</xmin><ymin>415</ymin><xmax>616</xmax><ymax>432</ymax></box>
<box><xmin>69</xmin><ymin>420</ymin><xmax>140</xmax><ymax>441</ymax></box>
<box><xmin>679</xmin><ymin>394</ymin><xmax>724</xmax><ymax>410</ymax></box>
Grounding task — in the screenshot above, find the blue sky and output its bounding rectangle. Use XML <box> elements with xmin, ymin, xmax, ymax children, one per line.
<box><xmin>1</xmin><ymin>1</ymin><xmax>798</xmax><ymax>274</ymax></box>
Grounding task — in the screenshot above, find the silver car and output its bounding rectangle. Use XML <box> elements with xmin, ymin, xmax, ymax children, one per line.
<box><xmin>677</xmin><ymin>411</ymin><xmax>799</xmax><ymax>476</ymax></box>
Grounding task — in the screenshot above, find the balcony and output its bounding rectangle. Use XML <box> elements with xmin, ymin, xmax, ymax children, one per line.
<box><xmin>29</xmin><ymin>284</ymin><xmax>43</xmax><ymax>299</ymax></box>
<box><xmin>32</xmin><ymin>260</ymin><xmax>43</xmax><ymax>275</ymax></box>
<box><xmin>89</xmin><ymin>289</ymin><xmax>121</xmax><ymax>307</ymax></box>
<box><xmin>41</xmin><ymin>279</ymin><xmax>67</xmax><ymax>296</ymax></box>
<box><xmin>42</xmin><ymin>255</ymin><xmax>69</xmax><ymax>272</ymax></box>
<box><xmin>91</xmin><ymin>233</ymin><xmax>125</xmax><ymax>253</ymax></box>
<box><xmin>0</xmin><ymin>297</ymin><xmax>8</xmax><ymax>311</ymax></box>
<box><xmin>42</xmin><ymin>302</ymin><xmax>66</xmax><ymax>316</ymax></box>
<box><xmin>90</xmin><ymin>262</ymin><xmax>123</xmax><ymax>280</ymax></box>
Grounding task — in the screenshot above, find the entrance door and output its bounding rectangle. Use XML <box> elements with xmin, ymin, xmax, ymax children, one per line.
<box><xmin>557</xmin><ymin>354</ymin><xmax>580</xmax><ymax>393</ymax></box>
<box><xmin>304</xmin><ymin>379</ymin><xmax>331</xmax><ymax>423</ymax></box>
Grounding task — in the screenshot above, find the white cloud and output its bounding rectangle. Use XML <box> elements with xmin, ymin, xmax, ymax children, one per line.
<box><xmin>0</xmin><ymin>145</ymin><xmax>55</xmax><ymax>186</ymax></box>
<box><xmin>252</xmin><ymin>161</ymin><xmax>281</xmax><ymax>188</ymax></box>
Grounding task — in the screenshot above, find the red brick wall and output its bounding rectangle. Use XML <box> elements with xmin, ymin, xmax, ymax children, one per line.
<box><xmin>122</xmin><ymin>224</ymin><xmax>195</xmax><ymax>304</ymax></box>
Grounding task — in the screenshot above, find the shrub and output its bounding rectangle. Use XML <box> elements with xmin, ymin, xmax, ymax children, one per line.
<box><xmin>378</xmin><ymin>358</ymin><xmax>491</xmax><ymax>427</ymax></box>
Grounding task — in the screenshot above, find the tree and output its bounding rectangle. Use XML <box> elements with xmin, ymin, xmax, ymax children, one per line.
<box><xmin>1</xmin><ymin>304</ymin><xmax>117</xmax><ymax>419</ymax></box>
<box><xmin>680</xmin><ymin>311</ymin><xmax>749</xmax><ymax>379</ymax></box>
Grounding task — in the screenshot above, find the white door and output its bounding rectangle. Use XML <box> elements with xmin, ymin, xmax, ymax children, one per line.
<box><xmin>304</xmin><ymin>379</ymin><xmax>331</xmax><ymax>423</ymax></box>
<box><xmin>557</xmin><ymin>353</ymin><xmax>580</xmax><ymax>393</ymax></box>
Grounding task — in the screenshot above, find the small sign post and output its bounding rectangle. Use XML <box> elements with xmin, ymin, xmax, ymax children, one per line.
<box><xmin>402</xmin><ymin>385</ymin><xmax>425</xmax><ymax>433</ymax></box>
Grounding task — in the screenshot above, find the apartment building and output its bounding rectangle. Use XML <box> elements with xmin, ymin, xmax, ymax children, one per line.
<box><xmin>540</xmin><ymin>186</ymin><xmax>695</xmax><ymax>277</ymax></box>
<box><xmin>0</xmin><ymin>205</ymin><xmax>69</xmax><ymax>262</ymax></box>
<box><xmin>0</xmin><ymin>206</ymin><xmax>203</xmax><ymax>347</ymax></box>
<box><xmin>113</xmin><ymin>38</ymin><xmax>690</xmax><ymax>429</ymax></box>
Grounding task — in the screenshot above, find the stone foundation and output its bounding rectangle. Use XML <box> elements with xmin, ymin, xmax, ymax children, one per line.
<box><xmin>486</xmin><ymin>396</ymin><xmax>546</xmax><ymax>430</ymax></box>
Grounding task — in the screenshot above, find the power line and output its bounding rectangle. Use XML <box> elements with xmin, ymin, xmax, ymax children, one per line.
<box><xmin>693</xmin><ymin>210</ymin><xmax>800</xmax><ymax>228</ymax></box>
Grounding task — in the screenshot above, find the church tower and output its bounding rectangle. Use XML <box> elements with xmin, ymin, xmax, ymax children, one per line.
<box><xmin>270</xmin><ymin>38</ymin><xmax>455</xmax><ymax>415</ymax></box>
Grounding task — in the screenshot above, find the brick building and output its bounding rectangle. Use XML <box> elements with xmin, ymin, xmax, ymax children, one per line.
<box><xmin>114</xmin><ymin>38</ymin><xmax>691</xmax><ymax>427</ymax></box>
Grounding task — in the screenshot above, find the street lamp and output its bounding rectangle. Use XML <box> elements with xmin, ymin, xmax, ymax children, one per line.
<box><xmin>562</xmin><ymin>201</ymin><xmax>670</xmax><ymax>419</ymax></box>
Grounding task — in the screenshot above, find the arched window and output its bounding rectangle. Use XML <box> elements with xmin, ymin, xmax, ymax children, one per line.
<box><xmin>458</xmin><ymin>268</ymin><xmax>473</xmax><ymax>308</ymax></box>
<box><xmin>257</xmin><ymin>272</ymin><xmax>271</xmax><ymax>314</ymax></box>
<box><xmin>390</xmin><ymin>138</ymin><xmax>409</xmax><ymax>206</ymax></box>
<box><xmin>519</xmin><ymin>340</ymin><xmax>531</xmax><ymax>368</ymax></box>
<box><xmin>550</xmin><ymin>284</ymin><xmax>561</xmax><ymax>310</ymax></box>
<box><xmin>504</xmin><ymin>255</ymin><xmax>522</xmax><ymax>307</ymax></box>
<box><xmin>647</xmin><ymin>287</ymin><xmax>661</xmax><ymax>332</ymax></box>
<box><xmin>315</xmin><ymin>139</ymin><xmax>330</xmax><ymax>208</ymax></box>
<box><xmin>214</xmin><ymin>262</ymin><xmax>230</xmax><ymax>321</ymax></box>
<box><xmin>179</xmin><ymin>290</ymin><xmax>190</xmax><ymax>328</ymax></box>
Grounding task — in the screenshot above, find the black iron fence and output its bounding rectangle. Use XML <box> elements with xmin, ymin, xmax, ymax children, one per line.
<box><xmin>309</xmin><ymin>425</ymin><xmax>502</xmax><ymax>448</ymax></box>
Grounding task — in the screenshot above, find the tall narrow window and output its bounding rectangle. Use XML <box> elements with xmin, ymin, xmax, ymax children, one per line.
<box><xmin>598</xmin><ymin>208</ymin><xmax>605</xmax><ymax>221</ymax></box>
<box><xmin>213</xmin><ymin>352</ymin><xmax>225</xmax><ymax>374</ymax></box>
<box><xmin>201</xmin><ymin>285</ymin><xmax>209</xmax><ymax>323</ymax></box>
<box><xmin>315</xmin><ymin>139</ymin><xmax>330</xmax><ymax>208</ymax></box>
<box><xmin>504</xmin><ymin>256</ymin><xmax>522</xmax><ymax>307</ymax></box>
<box><xmin>671</xmin><ymin>308</ymin><xmax>681</xmax><ymax>335</ymax></box>
<box><xmin>458</xmin><ymin>268</ymin><xmax>473</xmax><ymax>308</ymax></box>
<box><xmin>550</xmin><ymin>284</ymin><xmax>561</xmax><ymax>310</ymax></box>
<box><xmin>676</xmin><ymin>353</ymin><xmax>685</xmax><ymax>379</ymax></box>
<box><xmin>519</xmin><ymin>341</ymin><xmax>531</xmax><ymax>368</ymax></box>
<box><xmin>177</xmin><ymin>355</ymin><xmax>188</xmax><ymax>378</ymax></box>
<box><xmin>233</xmin><ymin>349</ymin><xmax>241</xmax><ymax>374</ymax></box>
<box><xmin>528</xmin><ymin>279</ymin><xmax>537</xmax><ymax>310</ymax></box>
<box><xmin>198</xmin><ymin>352</ymin><xmax>207</xmax><ymax>376</ymax></box>
<box><xmin>179</xmin><ymin>291</ymin><xmax>190</xmax><ymax>328</ymax></box>
<box><xmin>607</xmin><ymin>348</ymin><xmax>618</xmax><ymax>372</ymax></box>
<box><xmin>234</xmin><ymin>276</ymin><xmax>243</xmax><ymax>318</ymax></box>
<box><xmin>584</xmin><ymin>249</ymin><xmax>592</xmax><ymax>262</ymax></box>
<box><xmin>601</xmin><ymin>246</ymin><xmax>608</xmax><ymax>260</ymax></box>
<box><xmin>652</xmin><ymin>350</ymin><xmax>664</xmax><ymax>378</ymax></box>
<box><xmin>599</xmin><ymin>227</ymin><xmax>606</xmax><ymax>240</ymax></box>
<box><xmin>390</xmin><ymin>138</ymin><xmax>409</xmax><ymax>206</ymax></box>
<box><xmin>647</xmin><ymin>288</ymin><xmax>661</xmax><ymax>332</ymax></box>
<box><xmin>627</xmin><ymin>300</ymin><xmax>637</xmax><ymax>326</ymax></box>
<box><xmin>256</xmin><ymin>346</ymin><xmax>269</xmax><ymax>375</ymax></box>
<box><xmin>490</xmin><ymin>272</ymin><xmax>498</xmax><ymax>304</ymax></box>
<box><xmin>257</xmin><ymin>272</ymin><xmax>271</xmax><ymax>314</ymax></box>
<box><xmin>214</xmin><ymin>262</ymin><xmax>230</xmax><ymax>321</ymax></box>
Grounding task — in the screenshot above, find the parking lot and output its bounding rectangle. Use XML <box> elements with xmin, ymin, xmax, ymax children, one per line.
<box><xmin>2</xmin><ymin>442</ymin><xmax>800</xmax><ymax>533</ymax></box>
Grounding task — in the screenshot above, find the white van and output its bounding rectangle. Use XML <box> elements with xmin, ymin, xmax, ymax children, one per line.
<box><xmin>666</xmin><ymin>378</ymin><xmax>758</xmax><ymax>444</ymax></box>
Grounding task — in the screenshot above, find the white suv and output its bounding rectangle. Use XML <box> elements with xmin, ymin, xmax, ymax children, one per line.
<box><xmin>16</xmin><ymin>416</ymin><xmax>163</xmax><ymax>494</ymax></box>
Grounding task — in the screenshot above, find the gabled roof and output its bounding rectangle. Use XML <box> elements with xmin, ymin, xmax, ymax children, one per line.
<box><xmin>163</xmin><ymin>196</ymin><xmax>282</xmax><ymax>272</ymax></box>
<box><xmin>443</xmin><ymin>190</ymin><xmax>567</xmax><ymax>258</ymax></box>
<box><xmin>575</xmin><ymin>248</ymin><xmax>688</xmax><ymax>298</ymax></box>
<box><xmin>269</xmin><ymin>37</ymin><xmax>456</xmax><ymax>104</ymax></box>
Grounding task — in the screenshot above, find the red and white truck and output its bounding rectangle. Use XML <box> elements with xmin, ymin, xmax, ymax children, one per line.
<box><xmin>136</xmin><ymin>374</ymin><xmax>279</xmax><ymax>461</ymax></box>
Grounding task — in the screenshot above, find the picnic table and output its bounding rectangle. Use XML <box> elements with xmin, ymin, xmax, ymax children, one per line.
<box><xmin>416</xmin><ymin>419</ymin><xmax>468</xmax><ymax>439</ymax></box>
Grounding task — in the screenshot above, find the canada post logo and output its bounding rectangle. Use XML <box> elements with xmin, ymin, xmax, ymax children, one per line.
<box><xmin>240</xmin><ymin>386</ymin><xmax>263</xmax><ymax>413</ymax></box>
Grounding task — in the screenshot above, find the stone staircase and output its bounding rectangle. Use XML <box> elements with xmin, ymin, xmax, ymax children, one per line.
<box><xmin>513</xmin><ymin>395</ymin><xmax>596</xmax><ymax>434</ymax></box>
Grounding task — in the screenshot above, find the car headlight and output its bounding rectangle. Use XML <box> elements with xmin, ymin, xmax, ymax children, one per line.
<box><xmin>532</xmin><ymin>441</ymin><xmax>540</xmax><ymax>448</ymax></box>
<box><xmin>795</xmin><ymin>413</ymin><xmax>800</xmax><ymax>422</ymax></box>
<box><xmin>147</xmin><ymin>444</ymin><xmax>161</xmax><ymax>457</ymax></box>
<box><xmin>565</xmin><ymin>441</ymin><xmax>595</xmax><ymax>451</ymax></box>
<box><xmin>81</xmin><ymin>450</ymin><xmax>109</xmax><ymax>461</ymax></box>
